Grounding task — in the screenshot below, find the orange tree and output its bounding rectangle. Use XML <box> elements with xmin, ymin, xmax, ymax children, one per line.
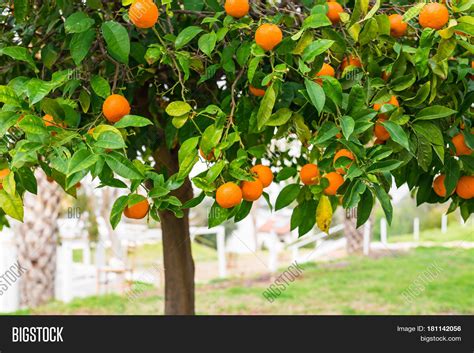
<box><xmin>0</xmin><ymin>0</ymin><xmax>473</xmax><ymax>314</ymax></box>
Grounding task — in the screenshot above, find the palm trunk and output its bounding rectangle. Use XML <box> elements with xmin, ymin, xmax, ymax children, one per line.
<box><xmin>15</xmin><ymin>171</ymin><xmax>62</xmax><ymax>308</ymax></box>
<box><xmin>344</xmin><ymin>210</ymin><xmax>363</xmax><ymax>255</ymax></box>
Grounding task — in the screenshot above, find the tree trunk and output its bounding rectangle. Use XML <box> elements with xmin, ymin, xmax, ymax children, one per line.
<box><xmin>344</xmin><ymin>210</ymin><xmax>363</xmax><ymax>255</ymax></box>
<box><xmin>15</xmin><ymin>171</ymin><xmax>62</xmax><ymax>308</ymax></box>
<box><xmin>154</xmin><ymin>147</ymin><xmax>195</xmax><ymax>315</ymax></box>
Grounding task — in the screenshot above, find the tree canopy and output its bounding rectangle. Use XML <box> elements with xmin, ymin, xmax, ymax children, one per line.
<box><xmin>0</xmin><ymin>0</ymin><xmax>473</xmax><ymax>235</ymax></box>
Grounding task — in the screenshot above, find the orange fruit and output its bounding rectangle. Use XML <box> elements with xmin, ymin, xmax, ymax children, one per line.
<box><xmin>433</xmin><ymin>174</ymin><xmax>452</xmax><ymax>197</ymax></box>
<box><xmin>43</xmin><ymin>114</ymin><xmax>65</xmax><ymax>128</ymax></box>
<box><xmin>250</xmin><ymin>165</ymin><xmax>273</xmax><ymax>188</ymax></box>
<box><xmin>249</xmin><ymin>85</ymin><xmax>266</xmax><ymax>97</ymax></box>
<box><xmin>323</xmin><ymin>172</ymin><xmax>344</xmax><ymax>196</ymax></box>
<box><xmin>336</xmin><ymin>132</ymin><xmax>342</xmax><ymax>139</ymax></box>
<box><xmin>373</xmin><ymin>95</ymin><xmax>399</xmax><ymax>120</ymax></box>
<box><xmin>216</xmin><ymin>182</ymin><xmax>243</xmax><ymax>208</ymax></box>
<box><xmin>129</xmin><ymin>0</ymin><xmax>159</xmax><ymax>29</ymax></box>
<box><xmin>124</xmin><ymin>198</ymin><xmax>150</xmax><ymax>219</ymax></box>
<box><xmin>255</xmin><ymin>24</ymin><xmax>283</xmax><ymax>51</ymax></box>
<box><xmin>374</xmin><ymin>119</ymin><xmax>391</xmax><ymax>141</ymax></box>
<box><xmin>333</xmin><ymin>149</ymin><xmax>354</xmax><ymax>175</ymax></box>
<box><xmin>241</xmin><ymin>179</ymin><xmax>263</xmax><ymax>202</ymax></box>
<box><xmin>341</xmin><ymin>55</ymin><xmax>362</xmax><ymax>71</ymax></box>
<box><xmin>452</xmin><ymin>133</ymin><xmax>473</xmax><ymax>156</ymax></box>
<box><xmin>374</xmin><ymin>138</ymin><xmax>385</xmax><ymax>145</ymax></box>
<box><xmin>389</xmin><ymin>14</ymin><xmax>408</xmax><ymax>38</ymax></box>
<box><xmin>224</xmin><ymin>0</ymin><xmax>249</xmax><ymax>18</ymax></box>
<box><xmin>419</xmin><ymin>3</ymin><xmax>449</xmax><ymax>30</ymax></box>
<box><xmin>300</xmin><ymin>164</ymin><xmax>320</xmax><ymax>186</ymax></box>
<box><xmin>456</xmin><ymin>176</ymin><xmax>474</xmax><ymax>199</ymax></box>
<box><xmin>327</xmin><ymin>1</ymin><xmax>344</xmax><ymax>24</ymax></box>
<box><xmin>199</xmin><ymin>148</ymin><xmax>214</xmax><ymax>161</ymax></box>
<box><xmin>314</xmin><ymin>63</ymin><xmax>335</xmax><ymax>85</ymax></box>
<box><xmin>102</xmin><ymin>94</ymin><xmax>131</xmax><ymax>123</ymax></box>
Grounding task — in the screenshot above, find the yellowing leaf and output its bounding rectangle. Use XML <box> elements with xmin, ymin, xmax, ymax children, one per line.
<box><xmin>316</xmin><ymin>195</ymin><xmax>333</xmax><ymax>234</ymax></box>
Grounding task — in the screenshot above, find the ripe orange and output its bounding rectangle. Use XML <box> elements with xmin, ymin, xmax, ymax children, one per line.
<box><xmin>433</xmin><ymin>174</ymin><xmax>452</xmax><ymax>197</ymax></box>
<box><xmin>374</xmin><ymin>119</ymin><xmax>391</xmax><ymax>141</ymax></box>
<box><xmin>333</xmin><ymin>149</ymin><xmax>354</xmax><ymax>175</ymax></box>
<box><xmin>124</xmin><ymin>198</ymin><xmax>150</xmax><ymax>219</ymax></box>
<box><xmin>216</xmin><ymin>182</ymin><xmax>243</xmax><ymax>208</ymax></box>
<box><xmin>224</xmin><ymin>0</ymin><xmax>249</xmax><ymax>18</ymax></box>
<box><xmin>341</xmin><ymin>55</ymin><xmax>362</xmax><ymax>71</ymax></box>
<box><xmin>452</xmin><ymin>133</ymin><xmax>473</xmax><ymax>156</ymax></box>
<box><xmin>255</xmin><ymin>24</ymin><xmax>283</xmax><ymax>51</ymax></box>
<box><xmin>456</xmin><ymin>176</ymin><xmax>474</xmax><ymax>199</ymax></box>
<box><xmin>314</xmin><ymin>63</ymin><xmax>335</xmax><ymax>85</ymax></box>
<box><xmin>300</xmin><ymin>164</ymin><xmax>320</xmax><ymax>186</ymax></box>
<box><xmin>374</xmin><ymin>138</ymin><xmax>385</xmax><ymax>145</ymax></box>
<box><xmin>250</xmin><ymin>165</ymin><xmax>273</xmax><ymax>188</ymax></box>
<box><xmin>129</xmin><ymin>0</ymin><xmax>159</xmax><ymax>29</ymax></box>
<box><xmin>373</xmin><ymin>95</ymin><xmax>399</xmax><ymax>120</ymax></box>
<box><xmin>327</xmin><ymin>1</ymin><xmax>344</xmax><ymax>24</ymax></box>
<box><xmin>102</xmin><ymin>94</ymin><xmax>131</xmax><ymax>123</ymax></box>
<box><xmin>323</xmin><ymin>172</ymin><xmax>344</xmax><ymax>196</ymax></box>
<box><xmin>241</xmin><ymin>179</ymin><xmax>264</xmax><ymax>202</ymax></box>
<box><xmin>389</xmin><ymin>14</ymin><xmax>408</xmax><ymax>38</ymax></box>
<box><xmin>336</xmin><ymin>132</ymin><xmax>342</xmax><ymax>139</ymax></box>
<box><xmin>419</xmin><ymin>3</ymin><xmax>449</xmax><ymax>30</ymax></box>
<box><xmin>43</xmin><ymin>114</ymin><xmax>65</xmax><ymax>128</ymax></box>
<box><xmin>0</xmin><ymin>168</ymin><xmax>10</xmax><ymax>189</ymax></box>
<box><xmin>249</xmin><ymin>85</ymin><xmax>266</xmax><ymax>97</ymax></box>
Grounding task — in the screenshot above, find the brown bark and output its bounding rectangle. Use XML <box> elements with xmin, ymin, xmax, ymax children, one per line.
<box><xmin>15</xmin><ymin>171</ymin><xmax>62</xmax><ymax>308</ymax></box>
<box><xmin>154</xmin><ymin>147</ymin><xmax>195</xmax><ymax>315</ymax></box>
<box><xmin>344</xmin><ymin>210</ymin><xmax>363</xmax><ymax>255</ymax></box>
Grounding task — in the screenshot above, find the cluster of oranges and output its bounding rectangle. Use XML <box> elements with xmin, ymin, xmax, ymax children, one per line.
<box><xmin>216</xmin><ymin>165</ymin><xmax>273</xmax><ymax>208</ymax></box>
<box><xmin>299</xmin><ymin>148</ymin><xmax>354</xmax><ymax>196</ymax></box>
<box><xmin>433</xmin><ymin>175</ymin><xmax>474</xmax><ymax>200</ymax></box>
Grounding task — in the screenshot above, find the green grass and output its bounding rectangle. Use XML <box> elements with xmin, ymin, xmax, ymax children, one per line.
<box><xmin>13</xmin><ymin>247</ymin><xmax>473</xmax><ymax>315</ymax></box>
<box><xmin>390</xmin><ymin>223</ymin><xmax>473</xmax><ymax>244</ymax></box>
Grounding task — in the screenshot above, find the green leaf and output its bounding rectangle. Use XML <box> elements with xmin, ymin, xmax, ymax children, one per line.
<box><xmin>175</xmin><ymin>26</ymin><xmax>203</xmax><ymax>49</ymax></box>
<box><xmin>235</xmin><ymin>201</ymin><xmax>253</xmax><ymax>223</ymax></box>
<box><xmin>101</xmin><ymin>21</ymin><xmax>130</xmax><ymax>64</ymax></box>
<box><xmin>257</xmin><ymin>85</ymin><xmax>276</xmax><ymax>130</ymax></box>
<box><xmin>301</xmin><ymin>39</ymin><xmax>334</xmax><ymax>62</ymax></box>
<box><xmin>105</xmin><ymin>152</ymin><xmax>143</xmax><ymax>179</ymax></box>
<box><xmin>70</xmin><ymin>29</ymin><xmax>95</xmax><ymax>65</ymax></box>
<box><xmin>266</xmin><ymin>108</ymin><xmax>293</xmax><ymax>127</ymax></box>
<box><xmin>275</xmin><ymin>184</ymin><xmax>301</xmax><ymax>211</ymax></box>
<box><xmin>208</xmin><ymin>202</ymin><xmax>230</xmax><ymax>228</ymax></box>
<box><xmin>65</xmin><ymin>12</ymin><xmax>95</xmax><ymax>33</ymax></box>
<box><xmin>198</xmin><ymin>31</ymin><xmax>217</xmax><ymax>58</ymax></box>
<box><xmin>374</xmin><ymin>184</ymin><xmax>392</xmax><ymax>224</ymax></box>
<box><xmin>414</xmin><ymin>106</ymin><xmax>457</xmax><ymax>120</ymax></box>
<box><xmin>381</xmin><ymin>121</ymin><xmax>410</xmax><ymax>150</ymax></box>
<box><xmin>13</xmin><ymin>0</ymin><xmax>29</xmax><ymax>22</ymax></box>
<box><xmin>68</xmin><ymin>149</ymin><xmax>99</xmax><ymax>176</ymax></box>
<box><xmin>114</xmin><ymin>115</ymin><xmax>153</xmax><ymax>128</ymax></box>
<box><xmin>0</xmin><ymin>190</ymin><xmax>24</xmax><ymax>221</ymax></box>
<box><xmin>90</xmin><ymin>75</ymin><xmax>111</xmax><ymax>99</ymax></box>
<box><xmin>26</xmin><ymin>78</ymin><xmax>52</xmax><ymax>105</ymax></box>
<box><xmin>366</xmin><ymin>160</ymin><xmax>403</xmax><ymax>174</ymax></box>
<box><xmin>0</xmin><ymin>86</ymin><xmax>20</xmax><ymax>106</ymax></box>
<box><xmin>444</xmin><ymin>158</ymin><xmax>460</xmax><ymax>196</ymax></box>
<box><xmin>305</xmin><ymin>79</ymin><xmax>325</xmax><ymax>113</ymax></box>
<box><xmin>166</xmin><ymin>101</ymin><xmax>192</xmax><ymax>116</ymax></box>
<box><xmin>276</xmin><ymin>167</ymin><xmax>297</xmax><ymax>182</ymax></box>
<box><xmin>0</xmin><ymin>112</ymin><xmax>20</xmax><ymax>136</ymax></box>
<box><xmin>340</xmin><ymin>115</ymin><xmax>355</xmax><ymax>140</ymax></box>
<box><xmin>95</xmin><ymin>131</ymin><xmax>126</xmax><ymax>149</ymax></box>
<box><xmin>315</xmin><ymin>121</ymin><xmax>339</xmax><ymax>144</ymax></box>
<box><xmin>0</xmin><ymin>46</ymin><xmax>37</xmax><ymax>72</ymax></box>
<box><xmin>110</xmin><ymin>195</ymin><xmax>128</xmax><ymax>229</ymax></box>
<box><xmin>356</xmin><ymin>188</ymin><xmax>373</xmax><ymax>228</ymax></box>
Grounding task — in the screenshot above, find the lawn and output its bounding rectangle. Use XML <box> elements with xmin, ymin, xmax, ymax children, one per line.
<box><xmin>13</xmin><ymin>247</ymin><xmax>473</xmax><ymax>315</ymax></box>
<box><xmin>389</xmin><ymin>223</ymin><xmax>473</xmax><ymax>244</ymax></box>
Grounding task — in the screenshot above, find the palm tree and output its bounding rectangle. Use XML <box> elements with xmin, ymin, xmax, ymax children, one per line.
<box><xmin>14</xmin><ymin>171</ymin><xmax>62</xmax><ymax>308</ymax></box>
